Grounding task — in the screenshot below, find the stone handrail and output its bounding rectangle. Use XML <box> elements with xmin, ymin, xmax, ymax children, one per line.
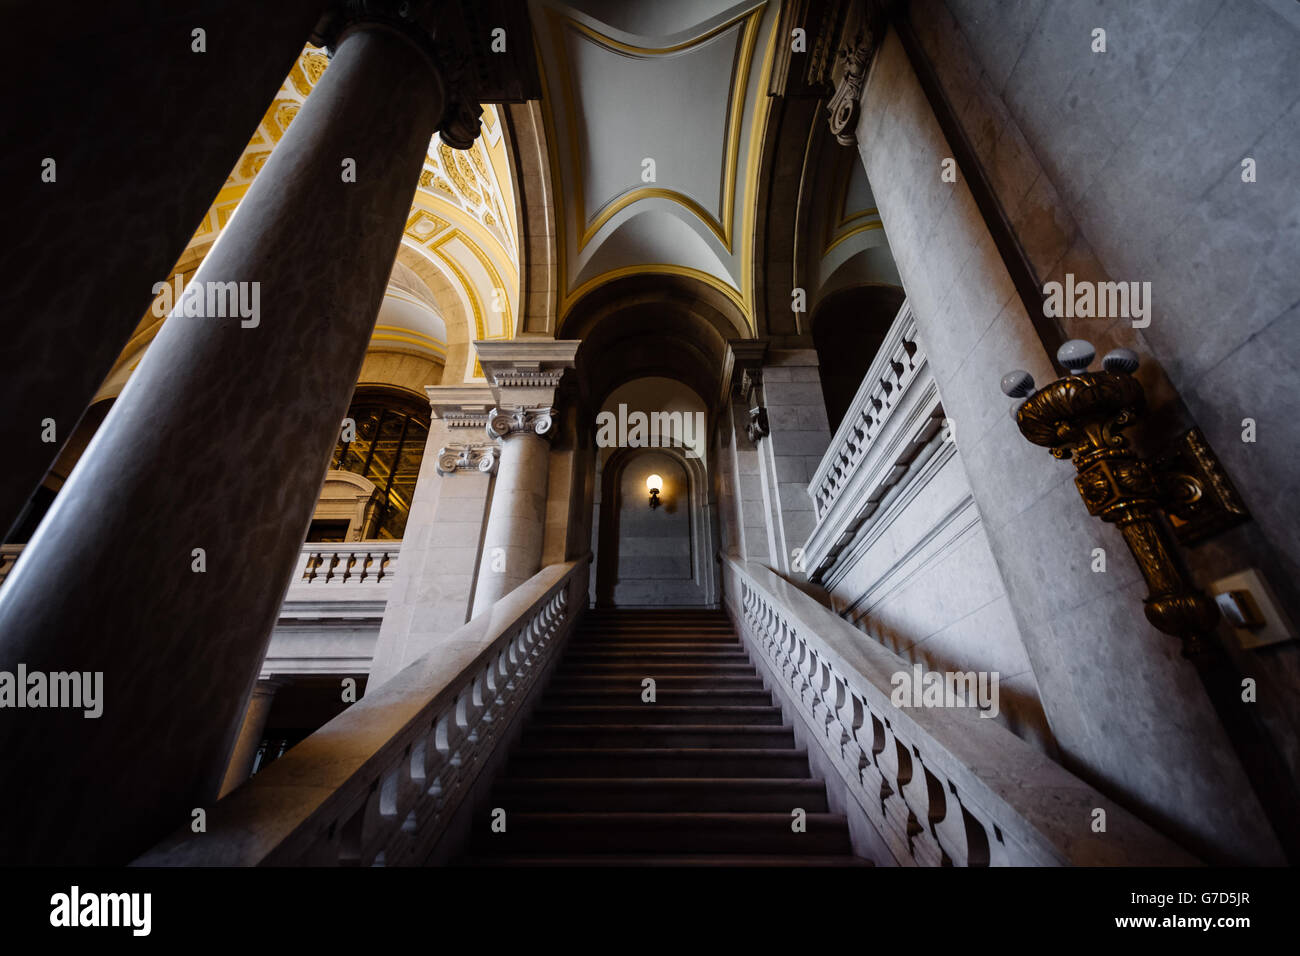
<box><xmin>722</xmin><ymin>555</ymin><xmax>1197</xmax><ymax>866</ymax></box>
<box><xmin>136</xmin><ymin>555</ymin><xmax>591</xmax><ymax>866</ymax></box>
<box><xmin>808</xmin><ymin>300</ymin><xmax>927</xmax><ymax>524</ymax></box>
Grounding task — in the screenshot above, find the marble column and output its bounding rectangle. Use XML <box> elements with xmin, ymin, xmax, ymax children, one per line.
<box><xmin>2</xmin><ymin>2</ymin><xmax>324</xmax><ymax>539</ymax></box>
<box><xmin>847</xmin><ymin>25</ymin><xmax>1281</xmax><ymax>864</ymax></box>
<box><xmin>472</xmin><ymin>405</ymin><xmax>557</xmax><ymax>616</ymax></box>
<box><xmin>469</xmin><ymin>340</ymin><xmax>580</xmax><ymax>618</ymax></box>
<box><xmin>0</xmin><ymin>21</ymin><xmax>457</xmax><ymax>865</ymax></box>
<box><xmin>217</xmin><ymin>678</ymin><xmax>284</xmax><ymax>798</ymax></box>
<box><xmin>367</xmin><ymin>386</ymin><xmax>499</xmax><ymax>689</ymax></box>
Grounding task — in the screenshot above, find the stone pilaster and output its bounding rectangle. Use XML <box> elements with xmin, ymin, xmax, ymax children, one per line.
<box><xmin>368</xmin><ymin>386</ymin><xmax>498</xmax><ymax>689</ymax></box>
<box><xmin>755</xmin><ymin>350</ymin><xmax>834</xmax><ymax>577</ymax></box>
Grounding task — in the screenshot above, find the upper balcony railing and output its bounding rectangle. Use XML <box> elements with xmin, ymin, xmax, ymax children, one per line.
<box><xmin>293</xmin><ymin>542</ymin><xmax>399</xmax><ymax>587</ymax></box>
<box><xmin>0</xmin><ymin>540</ymin><xmax>401</xmax><ymax>594</ymax></box>
<box><xmin>808</xmin><ymin>301</ymin><xmax>927</xmax><ymax>524</ymax></box>
<box><xmin>137</xmin><ymin>555</ymin><xmax>590</xmax><ymax>866</ymax></box>
<box><xmin>802</xmin><ymin>301</ymin><xmax>947</xmax><ymax>583</ymax></box>
<box><xmin>722</xmin><ymin>555</ymin><xmax>1196</xmax><ymax>866</ymax></box>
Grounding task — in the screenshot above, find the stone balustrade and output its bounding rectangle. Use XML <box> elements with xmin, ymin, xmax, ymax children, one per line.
<box><xmin>136</xmin><ymin>555</ymin><xmax>590</xmax><ymax>866</ymax></box>
<box><xmin>802</xmin><ymin>301</ymin><xmax>948</xmax><ymax>582</ymax></box>
<box><xmin>809</xmin><ymin>302</ymin><xmax>928</xmax><ymax>523</ymax></box>
<box><xmin>293</xmin><ymin>542</ymin><xmax>399</xmax><ymax>586</ymax></box>
<box><xmin>0</xmin><ymin>541</ymin><xmax>400</xmax><ymax>594</ymax></box>
<box><xmin>722</xmin><ymin>555</ymin><xmax>1197</xmax><ymax>866</ymax></box>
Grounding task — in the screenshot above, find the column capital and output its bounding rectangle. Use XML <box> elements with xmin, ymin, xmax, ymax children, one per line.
<box><xmin>435</xmin><ymin>442</ymin><xmax>499</xmax><ymax>476</ymax></box>
<box><xmin>487</xmin><ymin>405</ymin><xmax>557</xmax><ymax>442</ymax></box>
<box><xmin>312</xmin><ymin>0</ymin><xmax>542</xmax><ymax>149</ymax></box>
<box><xmin>826</xmin><ymin>2</ymin><xmax>886</xmax><ymax>146</ymax></box>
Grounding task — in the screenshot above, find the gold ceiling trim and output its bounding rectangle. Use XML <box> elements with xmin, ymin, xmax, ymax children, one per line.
<box><xmin>822</xmin><ymin>219</ymin><xmax>883</xmax><ymax>257</ymax></box>
<box><xmin>564</xmin><ymin>264</ymin><xmax>748</xmax><ymax>319</ymax></box>
<box><xmin>820</xmin><ymin>154</ymin><xmax>881</xmax><ymax>256</ymax></box>
<box><xmin>370</xmin><ymin>327</ymin><xmax>449</xmax><ymax>359</ymax></box>
<box><xmin>540</xmin><ymin>4</ymin><xmax>776</xmax><ymax>336</ymax></box>
<box><xmin>737</xmin><ymin>14</ymin><xmax>778</xmax><ymax>336</ymax></box>
<box><xmin>547</xmin><ymin>5</ymin><xmax>764</xmax><ymax>255</ymax></box>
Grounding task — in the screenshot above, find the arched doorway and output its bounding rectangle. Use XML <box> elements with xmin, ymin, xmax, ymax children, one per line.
<box><xmin>595</xmin><ymin>445</ymin><xmax>716</xmax><ymax>608</ymax></box>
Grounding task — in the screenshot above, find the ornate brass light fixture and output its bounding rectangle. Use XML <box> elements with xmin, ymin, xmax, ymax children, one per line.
<box><xmin>1001</xmin><ymin>341</ymin><xmax>1232</xmax><ymax>658</ymax></box>
<box><xmin>1001</xmin><ymin>343</ymin><xmax>1300</xmax><ymax>862</ymax></box>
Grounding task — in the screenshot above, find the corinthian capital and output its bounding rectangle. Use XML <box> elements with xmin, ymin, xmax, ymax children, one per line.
<box><xmin>486</xmin><ymin>405</ymin><xmax>556</xmax><ymax>441</ymax></box>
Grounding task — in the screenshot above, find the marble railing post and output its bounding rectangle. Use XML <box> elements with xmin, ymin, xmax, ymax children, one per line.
<box><xmin>469</xmin><ymin>340</ymin><xmax>580</xmax><ymax>617</ymax></box>
<box><xmin>2</xmin><ymin>2</ymin><xmax>324</xmax><ymax>539</ymax></box>
<box><xmin>218</xmin><ymin>678</ymin><xmax>285</xmax><ymax>798</ymax></box>
<box><xmin>0</xmin><ymin>19</ymin><xmax>462</xmax><ymax>864</ymax></box>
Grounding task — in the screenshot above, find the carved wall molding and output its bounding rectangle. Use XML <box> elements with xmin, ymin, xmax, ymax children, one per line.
<box><xmin>826</xmin><ymin>1</ymin><xmax>887</xmax><ymax>146</ymax></box>
<box><xmin>489</xmin><ymin>369</ymin><xmax>567</xmax><ymax>389</ymax></box>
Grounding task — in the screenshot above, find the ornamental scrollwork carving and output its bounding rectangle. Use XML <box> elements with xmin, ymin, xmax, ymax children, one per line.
<box><xmin>435</xmin><ymin>442</ymin><xmax>498</xmax><ymax>476</ymax></box>
<box><xmin>486</xmin><ymin>405</ymin><xmax>556</xmax><ymax>441</ymax></box>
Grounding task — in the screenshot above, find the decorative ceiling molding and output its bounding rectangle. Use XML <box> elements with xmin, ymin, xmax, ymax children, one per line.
<box><xmin>547</xmin><ymin>5</ymin><xmax>764</xmax><ymax>254</ymax></box>
<box><xmin>532</xmin><ymin>0</ymin><xmax>778</xmax><ymax>336</ymax></box>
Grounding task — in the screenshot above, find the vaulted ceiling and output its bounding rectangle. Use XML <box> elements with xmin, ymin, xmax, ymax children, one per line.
<box><xmin>101</xmin><ymin>45</ymin><xmax>522</xmax><ymax>399</ymax></box>
<box><xmin>531</xmin><ymin>0</ymin><xmax>783</xmax><ymax>333</ymax></box>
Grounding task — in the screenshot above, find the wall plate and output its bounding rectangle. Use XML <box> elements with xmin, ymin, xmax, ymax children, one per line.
<box><xmin>1209</xmin><ymin>568</ymin><xmax>1296</xmax><ymax>649</ymax></box>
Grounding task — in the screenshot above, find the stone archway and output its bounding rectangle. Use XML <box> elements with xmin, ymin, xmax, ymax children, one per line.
<box><xmin>595</xmin><ymin>444</ymin><xmax>717</xmax><ymax>608</ymax></box>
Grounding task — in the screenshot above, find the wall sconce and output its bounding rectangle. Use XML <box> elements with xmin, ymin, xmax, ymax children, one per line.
<box><xmin>646</xmin><ymin>473</ymin><xmax>662</xmax><ymax>510</ymax></box>
<box><xmin>1001</xmin><ymin>343</ymin><xmax>1300</xmax><ymax>859</ymax></box>
<box><xmin>1000</xmin><ymin>340</ymin><xmax>1247</xmax><ymax>660</ymax></box>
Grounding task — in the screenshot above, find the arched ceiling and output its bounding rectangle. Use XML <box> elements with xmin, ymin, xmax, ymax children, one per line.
<box><xmin>531</xmin><ymin>0</ymin><xmax>781</xmax><ymax>332</ymax></box>
<box><xmin>103</xmin><ymin>44</ymin><xmax>521</xmax><ymax>397</ymax></box>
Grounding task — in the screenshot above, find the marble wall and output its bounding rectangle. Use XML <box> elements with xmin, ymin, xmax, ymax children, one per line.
<box><xmin>853</xmin><ymin>24</ymin><xmax>1283</xmax><ymax>863</ymax></box>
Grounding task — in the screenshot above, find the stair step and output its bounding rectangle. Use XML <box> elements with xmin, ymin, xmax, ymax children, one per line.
<box><xmin>562</xmin><ymin>650</ymin><xmax>749</xmax><ymax>662</ymax></box>
<box><xmin>523</xmin><ymin>724</ymin><xmax>796</xmax><ymax>749</ymax></box>
<box><xmin>452</xmin><ymin>610</ymin><xmax>862</xmax><ymax>866</ymax></box>
<box><xmin>507</xmin><ymin>747</ymin><xmax>812</xmax><ymax>778</ymax></box>
<box><xmin>492</xmin><ymin>777</ymin><xmax>829</xmax><ymax>812</ymax></box>
<box><xmin>532</xmin><ymin>705</ymin><xmax>784</xmax><ymax>726</ymax></box>
<box><xmin>549</xmin><ymin>673</ymin><xmax>763</xmax><ymax>686</ymax></box>
<box><xmin>468</xmin><ymin>812</ymin><xmax>852</xmax><ymax>855</ymax></box>
<box><xmin>545</xmin><ymin>689</ymin><xmax>773</xmax><ymax>707</ymax></box>
<box><xmin>567</xmin><ymin>640</ymin><xmax>742</xmax><ymax>651</ymax></box>
<box><xmin>552</xmin><ymin>663</ymin><xmax>758</xmax><ymax>676</ymax></box>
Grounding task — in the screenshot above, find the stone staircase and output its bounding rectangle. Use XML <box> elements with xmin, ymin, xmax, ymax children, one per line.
<box><xmin>460</xmin><ymin>608</ymin><xmax>869</xmax><ymax>866</ymax></box>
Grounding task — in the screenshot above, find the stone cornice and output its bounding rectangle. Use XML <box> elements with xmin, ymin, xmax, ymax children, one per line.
<box><xmin>426</xmin><ymin>384</ymin><xmax>497</xmax><ymax>429</ymax></box>
<box><xmin>474</xmin><ymin>339</ymin><xmax>581</xmax><ymax>386</ymax></box>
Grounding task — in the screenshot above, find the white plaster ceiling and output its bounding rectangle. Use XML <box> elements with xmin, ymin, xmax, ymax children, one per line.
<box><xmin>531</xmin><ymin>0</ymin><xmax>779</xmax><ymax>328</ymax></box>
